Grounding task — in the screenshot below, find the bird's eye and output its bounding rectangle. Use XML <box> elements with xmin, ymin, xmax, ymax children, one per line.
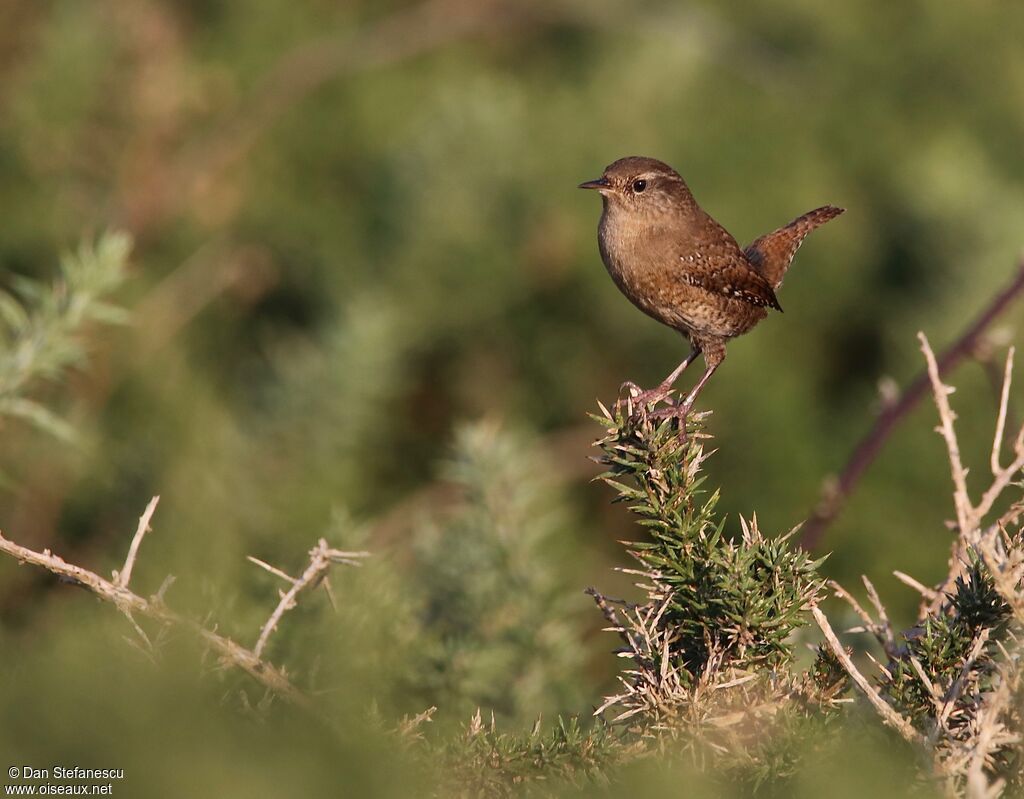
<box><xmin>632</xmin><ymin>179</ymin><xmax>647</xmax><ymax>193</ymax></box>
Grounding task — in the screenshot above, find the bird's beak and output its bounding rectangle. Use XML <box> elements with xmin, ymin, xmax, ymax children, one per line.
<box><xmin>578</xmin><ymin>176</ymin><xmax>610</xmax><ymax>191</ymax></box>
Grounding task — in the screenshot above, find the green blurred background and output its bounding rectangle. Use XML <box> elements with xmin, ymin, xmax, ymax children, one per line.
<box><xmin>0</xmin><ymin>1</ymin><xmax>1022</xmax><ymax>795</ymax></box>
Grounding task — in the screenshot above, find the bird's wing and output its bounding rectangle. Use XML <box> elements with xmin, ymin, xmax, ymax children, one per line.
<box><xmin>672</xmin><ymin>225</ymin><xmax>783</xmax><ymax>312</ymax></box>
<box><xmin>744</xmin><ymin>205</ymin><xmax>845</xmax><ymax>290</ymax></box>
<box><xmin>679</xmin><ymin>258</ymin><xmax>783</xmax><ymax>311</ymax></box>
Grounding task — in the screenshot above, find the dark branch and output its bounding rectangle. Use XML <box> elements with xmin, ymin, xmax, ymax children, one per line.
<box><xmin>800</xmin><ymin>258</ymin><xmax>1024</xmax><ymax>550</ymax></box>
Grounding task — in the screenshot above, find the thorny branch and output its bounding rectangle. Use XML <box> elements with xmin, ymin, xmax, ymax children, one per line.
<box><xmin>812</xmin><ymin>606</ymin><xmax>923</xmax><ymax>746</ymax></box>
<box><xmin>250</xmin><ymin>539</ymin><xmax>368</xmax><ymax>660</ymax></box>
<box><xmin>920</xmin><ymin>332</ymin><xmax>974</xmax><ymax>537</ymax></box>
<box><xmin>822</xmin><ymin>332</ymin><xmax>1024</xmax><ymax>797</ymax></box>
<box><xmin>919</xmin><ymin>333</ymin><xmax>1024</xmax><ymax>610</ymax></box>
<box><xmin>801</xmin><ymin>259</ymin><xmax>1024</xmax><ymax>550</ymax></box>
<box><xmin>0</xmin><ymin>498</ymin><xmax>366</xmax><ymax>724</ymax></box>
<box><xmin>114</xmin><ymin>495</ymin><xmax>159</xmax><ymax>589</ymax></box>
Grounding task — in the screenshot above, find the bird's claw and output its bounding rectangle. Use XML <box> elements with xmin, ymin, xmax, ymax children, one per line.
<box><xmin>614</xmin><ymin>382</ymin><xmax>640</xmax><ymax>413</ymax></box>
<box><xmin>614</xmin><ymin>382</ymin><xmax>672</xmax><ymax>416</ymax></box>
<box><xmin>650</xmin><ymin>399</ymin><xmax>694</xmax><ymax>442</ymax></box>
<box><xmin>612</xmin><ymin>382</ymin><xmax>693</xmax><ymax>441</ymax></box>
<box><xmin>614</xmin><ymin>382</ymin><xmax>636</xmax><ymax>414</ymax></box>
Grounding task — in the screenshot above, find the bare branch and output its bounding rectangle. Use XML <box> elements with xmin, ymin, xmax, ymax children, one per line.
<box><xmin>862</xmin><ymin>575</ymin><xmax>896</xmax><ymax>656</ymax></box>
<box><xmin>154</xmin><ymin>574</ymin><xmax>176</xmax><ymax>603</ymax></box>
<box><xmin>114</xmin><ymin>495</ymin><xmax>159</xmax><ymax>589</ymax></box>
<box><xmin>966</xmin><ymin>677</ymin><xmax>1015</xmax><ymax>799</ymax></box>
<box><xmin>247</xmin><ymin>555</ymin><xmax>298</xmax><ymax>585</ymax></box>
<box><xmin>920</xmin><ymin>332</ymin><xmax>973</xmax><ymax>535</ymax></box>
<box><xmin>812</xmin><ymin>606</ymin><xmax>923</xmax><ymax>746</ymax></box>
<box><xmin>975</xmin><ymin>448</ymin><xmax>1024</xmax><ymax>528</ymax></box>
<box><xmin>893</xmin><ymin>570</ymin><xmax>939</xmax><ymax>602</ymax></box>
<box><xmin>322</xmin><ymin>576</ymin><xmax>338</xmax><ymax>613</ymax></box>
<box><xmin>0</xmin><ymin>529</ymin><xmax>317</xmax><ymax>716</ymax></box>
<box><xmin>829</xmin><ymin>579</ymin><xmax>890</xmax><ymax>650</ymax></box>
<box><xmin>991</xmin><ymin>347</ymin><xmax>1015</xmax><ymax>475</ymax></box>
<box><xmin>800</xmin><ymin>259</ymin><xmax>1024</xmax><ymax>549</ymax></box>
<box><xmin>937</xmin><ymin>629</ymin><xmax>991</xmax><ymax>736</ymax></box>
<box><xmin>821</xmin><ymin>332</ymin><xmax>1024</xmax><ymax>790</ymax></box>
<box><xmin>253</xmin><ymin>538</ymin><xmax>369</xmax><ymax>660</ymax></box>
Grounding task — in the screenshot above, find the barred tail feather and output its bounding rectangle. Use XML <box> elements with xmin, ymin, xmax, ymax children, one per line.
<box><xmin>744</xmin><ymin>205</ymin><xmax>844</xmax><ymax>290</ymax></box>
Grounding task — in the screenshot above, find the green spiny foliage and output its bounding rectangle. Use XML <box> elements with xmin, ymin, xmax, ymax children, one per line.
<box><xmin>582</xmin><ymin>398</ymin><xmax>844</xmax><ymax>792</ymax></box>
<box><xmin>881</xmin><ymin>551</ymin><xmax>1014</xmax><ymax>744</ymax></box>
<box><xmin>0</xmin><ymin>231</ymin><xmax>130</xmax><ymax>441</ymax></box>
<box><xmin>807</xmin><ymin>644</ymin><xmax>850</xmax><ymax>702</ymax></box>
<box><xmin>951</xmin><ymin>556</ymin><xmax>1014</xmax><ymax>633</ymax></box>
<box><xmin>593</xmin><ymin>402</ymin><xmax>825</xmax><ymax>677</ymax></box>
<box><xmin>436</xmin><ymin>713</ymin><xmax>626</xmax><ymax>799</ymax></box>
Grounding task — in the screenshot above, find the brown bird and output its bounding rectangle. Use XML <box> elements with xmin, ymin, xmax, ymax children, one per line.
<box><xmin>580</xmin><ymin>156</ymin><xmax>843</xmax><ymax>419</ymax></box>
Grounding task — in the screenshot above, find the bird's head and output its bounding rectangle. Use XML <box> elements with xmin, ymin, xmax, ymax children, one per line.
<box><xmin>578</xmin><ymin>156</ymin><xmax>694</xmax><ymax>220</ymax></box>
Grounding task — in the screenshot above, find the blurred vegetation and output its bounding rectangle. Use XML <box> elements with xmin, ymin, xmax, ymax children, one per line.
<box><xmin>2</xmin><ymin>1</ymin><xmax>1024</xmax><ymax>796</ymax></box>
<box><xmin>0</xmin><ymin>232</ymin><xmax>129</xmax><ymax>443</ymax></box>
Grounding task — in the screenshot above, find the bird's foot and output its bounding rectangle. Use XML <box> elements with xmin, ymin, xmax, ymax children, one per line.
<box><xmin>614</xmin><ymin>381</ymin><xmax>673</xmax><ymax>417</ymax></box>
<box><xmin>650</xmin><ymin>398</ymin><xmax>695</xmax><ymax>442</ymax></box>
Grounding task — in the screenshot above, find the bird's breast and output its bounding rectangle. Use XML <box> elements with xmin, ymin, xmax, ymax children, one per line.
<box><xmin>596</xmin><ymin>209</ymin><xmax>765</xmax><ymax>339</ymax></box>
<box><xmin>598</xmin><ymin>211</ymin><xmax>688</xmax><ymax>328</ymax></box>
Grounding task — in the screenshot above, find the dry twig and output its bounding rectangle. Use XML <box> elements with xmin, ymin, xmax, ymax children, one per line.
<box><xmin>811</xmin><ymin>606</ymin><xmax>923</xmax><ymax>746</ymax></box>
<box><xmin>0</xmin><ymin>501</ymin><xmax>367</xmax><ymax>725</ymax></box>
<box><xmin>892</xmin><ymin>570</ymin><xmax>939</xmax><ymax>602</ymax></box>
<box><xmin>0</xmin><ymin>526</ymin><xmax>315</xmax><ymax>713</ymax></box>
<box><xmin>920</xmin><ymin>332</ymin><xmax>974</xmax><ymax>536</ymax></box>
<box><xmin>818</xmin><ymin>334</ymin><xmax>1024</xmax><ymax>795</ymax></box>
<box><xmin>801</xmin><ymin>260</ymin><xmax>1024</xmax><ymax>549</ymax></box>
<box><xmin>114</xmin><ymin>495</ymin><xmax>159</xmax><ymax>589</ymax></box>
<box><xmin>252</xmin><ymin>538</ymin><xmax>369</xmax><ymax>660</ymax></box>
<box><xmin>919</xmin><ymin>333</ymin><xmax>1024</xmax><ymax>612</ymax></box>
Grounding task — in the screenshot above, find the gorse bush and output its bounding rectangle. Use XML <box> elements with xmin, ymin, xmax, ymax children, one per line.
<box><xmin>584</xmin><ymin>403</ymin><xmax>845</xmax><ymax>785</ymax></box>
<box><xmin>882</xmin><ymin>555</ymin><xmax>1011</xmax><ymax>727</ymax></box>
<box><xmin>3</xmin><ymin>238</ymin><xmax>1024</xmax><ymax>799</ymax></box>
<box><xmin>425</xmin><ymin>399</ymin><xmax>854</xmax><ymax>797</ymax></box>
<box><xmin>813</xmin><ymin>339</ymin><xmax>1024</xmax><ymax>797</ymax></box>
<box><xmin>433</xmin><ymin>353</ymin><xmax>1024</xmax><ymax>796</ymax></box>
<box><xmin>592</xmin><ymin>404</ymin><xmax>825</xmax><ymax>675</ymax></box>
<box><xmin>866</xmin><ymin>530</ymin><xmax>1024</xmax><ymax>795</ymax></box>
<box><xmin>435</xmin><ymin>713</ymin><xmax>623</xmax><ymax>799</ymax></box>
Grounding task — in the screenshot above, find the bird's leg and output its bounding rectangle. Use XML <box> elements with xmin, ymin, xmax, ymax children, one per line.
<box><xmin>651</xmin><ymin>344</ymin><xmax>725</xmax><ymax>438</ymax></box>
<box><xmin>675</xmin><ymin>361</ymin><xmax>721</xmax><ymax>415</ymax></box>
<box><xmin>618</xmin><ymin>348</ymin><xmax>700</xmax><ymax>413</ymax></box>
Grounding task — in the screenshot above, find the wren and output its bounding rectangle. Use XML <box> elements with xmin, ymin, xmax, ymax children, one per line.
<box><xmin>580</xmin><ymin>156</ymin><xmax>843</xmax><ymax>418</ymax></box>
